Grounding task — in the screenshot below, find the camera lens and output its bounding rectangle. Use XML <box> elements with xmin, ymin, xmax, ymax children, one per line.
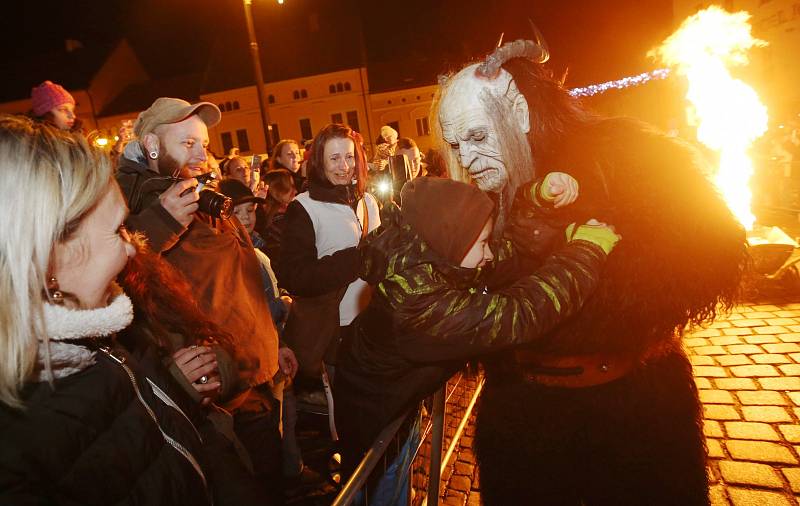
<box><xmin>197</xmin><ymin>189</ymin><xmax>233</xmax><ymax>219</ymax></box>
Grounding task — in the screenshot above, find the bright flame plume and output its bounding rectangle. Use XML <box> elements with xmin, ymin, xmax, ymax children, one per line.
<box><xmin>651</xmin><ymin>6</ymin><xmax>768</xmax><ymax>230</ymax></box>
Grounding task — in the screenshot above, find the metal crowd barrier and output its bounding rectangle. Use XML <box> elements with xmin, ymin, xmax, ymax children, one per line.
<box><xmin>332</xmin><ymin>370</ymin><xmax>485</xmax><ymax>506</ymax></box>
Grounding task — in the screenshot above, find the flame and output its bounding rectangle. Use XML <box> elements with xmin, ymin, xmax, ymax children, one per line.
<box><xmin>651</xmin><ymin>6</ymin><xmax>768</xmax><ymax>230</ymax></box>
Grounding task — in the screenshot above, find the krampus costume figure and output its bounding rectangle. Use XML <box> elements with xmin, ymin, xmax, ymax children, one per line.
<box><xmin>435</xmin><ymin>39</ymin><xmax>748</xmax><ymax>505</ymax></box>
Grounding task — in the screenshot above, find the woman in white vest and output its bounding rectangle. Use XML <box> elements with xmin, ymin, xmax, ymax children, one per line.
<box><xmin>276</xmin><ymin>123</ymin><xmax>380</xmax><ymax>385</ymax></box>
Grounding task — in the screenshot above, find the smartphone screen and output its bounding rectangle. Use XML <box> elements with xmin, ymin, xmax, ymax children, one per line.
<box><xmin>251</xmin><ymin>154</ymin><xmax>262</xmax><ymax>169</ymax></box>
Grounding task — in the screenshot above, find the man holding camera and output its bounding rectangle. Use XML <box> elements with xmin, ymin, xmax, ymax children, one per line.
<box><xmin>117</xmin><ymin>97</ymin><xmax>296</xmax><ymax>499</ymax></box>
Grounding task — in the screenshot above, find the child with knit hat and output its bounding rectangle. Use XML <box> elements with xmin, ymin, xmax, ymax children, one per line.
<box><xmin>333</xmin><ymin>175</ymin><xmax>619</xmax><ymax>491</ymax></box>
<box><xmin>30</xmin><ymin>81</ymin><xmax>78</xmax><ymax>132</ymax></box>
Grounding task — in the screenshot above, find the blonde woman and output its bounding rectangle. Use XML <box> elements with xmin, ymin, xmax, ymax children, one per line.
<box><xmin>0</xmin><ymin>116</ymin><xmax>262</xmax><ymax>505</ymax></box>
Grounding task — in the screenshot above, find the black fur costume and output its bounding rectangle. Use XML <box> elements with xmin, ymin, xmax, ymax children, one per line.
<box><xmin>471</xmin><ymin>59</ymin><xmax>749</xmax><ymax>505</ymax></box>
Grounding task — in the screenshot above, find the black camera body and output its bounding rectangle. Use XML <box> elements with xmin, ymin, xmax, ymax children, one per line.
<box><xmin>184</xmin><ymin>172</ymin><xmax>233</xmax><ymax>219</ymax></box>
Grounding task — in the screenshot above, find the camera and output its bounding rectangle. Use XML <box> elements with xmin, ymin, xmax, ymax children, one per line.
<box><xmin>183</xmin><ymin>172</ymin><xmax>233</xmax><ymax>219</ymax></box>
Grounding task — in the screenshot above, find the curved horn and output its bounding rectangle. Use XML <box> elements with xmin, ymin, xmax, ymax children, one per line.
<box><xmin>475</xmin><ymin>22</ymin><xmax>550</xmax><ymax>79</ymax></box>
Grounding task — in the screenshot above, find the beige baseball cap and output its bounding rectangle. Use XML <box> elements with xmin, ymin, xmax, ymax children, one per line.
<box><xmin>133</xmin><ymin>97</ymin><xmax>221</xmax><ymax>138</ymax></box>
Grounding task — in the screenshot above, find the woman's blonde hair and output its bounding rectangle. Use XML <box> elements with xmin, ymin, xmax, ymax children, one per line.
<box><xmin>0</xmin><ymin>115</ymin><xmax>111</xmax><ymax>407</ymax></box>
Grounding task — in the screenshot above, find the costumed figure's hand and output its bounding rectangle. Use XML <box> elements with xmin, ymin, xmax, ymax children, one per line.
<box><xmin>566</xmin><ymin>219</ymin><xmax>621</xmax><ymax>255</ymax></box>
<box><xmin>173</xmin><ymin>345</ymin><xmax>221</xmax><ymax>406</ymax></box>
<box><xmin>278</xmin><ymin>346</ymin><xmax>299</xmax><ymax>380</ymax></box>
<box><xmin>538</xmin><ymin>172</ymin><xmax>579</xmax><ymax>208</ymax></box>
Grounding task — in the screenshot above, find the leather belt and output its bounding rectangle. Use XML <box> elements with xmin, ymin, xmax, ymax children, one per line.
<box><xmin>514</xmin><ymin>349</ymin><xmax>639</xmax><ymax>388</ymax></box>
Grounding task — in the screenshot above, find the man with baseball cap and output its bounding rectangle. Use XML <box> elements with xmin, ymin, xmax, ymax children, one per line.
<box><xmin>117</xmin><ymin>97</ymin><xmax>296</xmax><ymax>500</ymax></box>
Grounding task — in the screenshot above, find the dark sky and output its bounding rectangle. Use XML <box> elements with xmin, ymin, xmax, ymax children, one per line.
<box><xmin>0</xmin><ymin>0</ymin><xmax>674</xmax><ymax>102</ymax></box>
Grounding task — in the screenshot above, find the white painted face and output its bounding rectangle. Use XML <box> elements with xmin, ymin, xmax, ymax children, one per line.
<box><xmin>439</xmin><ymin>64</ymin><xmax>530</xmax><ymax>194</ymax></box>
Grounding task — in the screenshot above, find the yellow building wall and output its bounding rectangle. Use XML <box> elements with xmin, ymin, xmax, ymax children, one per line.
<box><xmin>369</xmin><ymin>84</ymin><xmax>438</xmax><ymax>153</ymax></box>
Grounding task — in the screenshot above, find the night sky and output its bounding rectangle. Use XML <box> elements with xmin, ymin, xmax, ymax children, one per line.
<box><xmin>0</xmin><ymin>0</ymin><xmax>674</xmax><ymax>102</ymax></box>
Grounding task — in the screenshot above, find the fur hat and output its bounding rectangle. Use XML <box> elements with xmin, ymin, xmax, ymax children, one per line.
<box><xmin>31</xmin><ymin>81</ymin><xmax>75</xmax><ymax>116</ymax></box>
<box><xmin>134</xmin><ymin>97</ymin><xmax>221</xmax><ymax>138</ymax></box>
<box><xmin>401</xmin><ymin>178</ymin><xmax>495</xmax><ymax>264</ymax></box>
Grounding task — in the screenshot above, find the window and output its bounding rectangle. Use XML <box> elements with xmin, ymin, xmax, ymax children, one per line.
<box><xmin>268</xmin><ymin>94</ymin><xmax>275</xmax><ymax>104</ymax></box>
<box><xmin>221</xmin><ymin>132</ymin><xmax>233</xmax><ymax>155</ymax></box>
<box><xmin>225</xmin><ymin>101</ymin><xmax>232</xmax><ymax>111</ymax></box>
<box><xmin>344</xmin><ymin>82</ymin><xmax>351</xmax><ymax>91</ymax></box>
<box><xmin>329</xmin><ymin>84</ymin><xmax>336</xmax><ymax>94</ymax></box>
<box><xmin>299</xmin><ymin>118</ymin><xmax>313</xmax><ymax>141</ymax></box>
<box><xmin>336</xmin><ymin>82</ymin><xmax>344</xmax><ymax>92</ymax></box>
<box><xmin>232</xmin><ymin>101</ymin><xmax>240</xmax><ymax>110</ymax></box>
<box><xmin>218</xmin><ymin>103</ymin><xmax>225</xmax><ymax>112</ymax></box>
<box><xmin>236</xmin><ymin>129</ymin><xmax>250</xmax><ymax>152</ymax></box>
<box><xmin>331</xmin><ymin>113</ymin><xmax>343</xmax><ymax>124</ymax></box>
<box><xmin>300</xmin><ymin>89</ymin><xmax>308</xmax><ymax>98</ymax></box>
<box><xmin>269</xmin><ymin>123</ymin><xmax>280</xmax><ymax>146</ymax></box>
<box><xmin>293</xmin><ymin>90</ymin><xmax>300</xmax><ymax>100</ymax></box>
<box><xmin>416</xmin><ymin>117</ymin><xmax>430</xmax><ymax>137</ymax></box>
<box><xmin>346</xmin><ymin>110</ymin><xmax>360</xmax><ymax>133</ymax></box>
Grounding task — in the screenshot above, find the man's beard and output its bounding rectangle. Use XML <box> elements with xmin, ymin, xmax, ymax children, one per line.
<box><xmin>156</xmin><ymin>151</ymin><xmax>183</xmax><ymax>177</ymax></box>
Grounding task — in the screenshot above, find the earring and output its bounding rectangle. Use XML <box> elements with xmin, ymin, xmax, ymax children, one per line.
<box><xmin>46</xmin><ymin>276</ymin><xmax>64</xmax><ymax>304</ymax></box>
<box><xmin>149</xmin><ymin>150</ymin><xmax>159</xmax><ymax>160</ymax></box>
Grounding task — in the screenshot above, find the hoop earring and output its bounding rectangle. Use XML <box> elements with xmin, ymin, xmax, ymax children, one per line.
<box><xmin>149</xmin><ymin>150</ymin><xmax>159</xmax><ymax>160</ymax></box>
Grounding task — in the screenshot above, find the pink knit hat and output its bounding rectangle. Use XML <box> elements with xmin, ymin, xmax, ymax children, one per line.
<box><xmin>31</xmin><ymin>81</ymin><xmax>75</xmax><ymax>116</ymax></box>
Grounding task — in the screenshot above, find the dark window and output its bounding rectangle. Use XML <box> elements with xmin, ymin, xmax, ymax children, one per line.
<box><xmin>300</xmin><ymin>89</ymin><xmax>308</xmax><ymax>98</ymax></box>
<box><xmin>225</xmin><ymin>101</ymin><xmax>232</xmax><ymax>111</ymax></box>
<box><xmin>387</xmin><ymin>121</ymin><xmax>400</xmax><ymax>136</ymax></box>
<box><xmin>270</xmin><ymin>123</ymin><xmax>280</xmax><ymax>146</ymax></box>
<box><xmin>268</xmin><ymin>94</ymin><xmax>275</xmax><ymax>104</ymax></box>
<box><xmin>299</xmin><ymin>118</ymin><xmax>313</xmax><ymax>140</ymax></box>
<box><xmin>329</xmin><ymin>84</ymin><xmax>336</xmax><ymax>94</ymax></box>
<box><xmin>331</xmin><ymin>113</ymin><xmax>343</xmax><ymax>124</ymax></box>
<box><xmin>236</xmin><ymin>129</ymin><xmax>250</xmax><ymax>152</ymax></box>
<box><xmin>346</xmin><ymin>110</ymin><xmax>360</xmax><ymax>133</ymax></box>
<box><xmin>221</xmin><ymin>132</ymin><xmax>233</xmax><ymax>154</ymax></box>
<box><xmin>293</xmin><ymin>90</ymin><xmax>300</xmax><ymax>100</ymax></box>
<box><xmin>336</xmin><ymin>82</ymin><xmax>344</xmax><ymax>92</ymax></box>
<box><xmin>218</xmin><ymin>103</ymin><xmax>225</xmax><ymax>112</ymax></box>
<box><xmin>416</xmin><ymin>117</ymin><xmax>430</xmax><ymax>136</ymax></box>
<box><xmin>344</xmin><ymin>82</ymin><xmax>351</xmax><ymax>91</ymax></box>
<box><xmin>232</xmin><ymin>101</ymin><xmax>240</xmax><ymax>110</ymax></box>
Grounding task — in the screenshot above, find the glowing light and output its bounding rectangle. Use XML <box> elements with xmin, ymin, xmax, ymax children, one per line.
<box><xmin>377</xmin><ymin>181</ymin><xmax>391</xmax><ymax>194</ymax></box>
<box><xmin>651</xmin><ymin>6</ymin><xmax>768</xmax><ymax>231</ymax></box>
<box><xmin>94</xmin><ymin>137</ymin><xmax>109</xmax><ymax>147</ymax></box>
<box><xmin>569</xmin><ymin>69</ymin><xmax>670</xmax><ymax>97</ymax></box>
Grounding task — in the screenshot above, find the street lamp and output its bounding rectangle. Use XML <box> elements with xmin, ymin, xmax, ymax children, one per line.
<box><xmin>242</xmin><ymin>0</ymin><xmax>278</xmax><ymax>154</ymax></box>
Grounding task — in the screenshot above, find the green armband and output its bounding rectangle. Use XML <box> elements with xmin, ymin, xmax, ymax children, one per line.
<box><xmin>567</xmin><ymin>223</ymin><xmax>620</xmax><ymax>255</ymax></box>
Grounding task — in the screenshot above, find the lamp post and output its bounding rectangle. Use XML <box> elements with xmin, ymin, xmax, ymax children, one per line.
<box><xmin>242</xmin><ymin>0</ymin><xmax>275</xmax><ymax>154</ymax></box>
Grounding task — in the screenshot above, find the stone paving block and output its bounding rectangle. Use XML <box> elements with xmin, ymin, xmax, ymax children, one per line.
<box><xmin>790</xmin><ymin>324</ymin><xmax>800</xmax><ymax>332</ymax></box>
<box><xmin>728</xmin><ymin>313</ymin><xmax>745</xmax><ymax>320</ymax></box>
<box><xmin>755</xmin><ymin>326</ymin><xmax>791</xmax><ymax>335</ymax></box>
<box><xmin>443</xmin><ymin>491</ymin><xmax>466</xmax><ymax>506</ymax></box>
<box><xmin>778</xmin><ymin>424</ymin><xmax>800</xmax><ymax>443</ymax></box>
<box><xmin>760</xmin><ymin>377</ymin><xmax>800</xmax><ymax>390</ymax></box>
<box><xmin>726</xmin><ymin>440</ymin><xmax>798</xmax><ymax>464</ymax></box>
<box><xmin>702</xmin><ymin>390</ymin><xmax>736</xmax><ymax>404</ymax></box>
<box><xmin>727</xmin><ymin>344</ymin><xmax>765</xmax><ymax>354</ymax></box>
<box><xmin>695</xmin><ymin>346</ymin><xmax>729</xmax><ymax>356</ymax></box>
<box><xmin>745</xmin><ymin>312</ymin><xmax>780</xmax><ymax>319</ymax></box>
<box><xmin>696</xmin><ymin>366</ymin><xmax>729</xmax><ymax>378</ymax></box>
<box><xmin>715</xmin><ymin>378</ymin><xmax>758</xmax><ymax>390</ymax></box>
<box><xmin>791</xmin><ymin>353</ymin><xmax>800</xmax><ymax>363</ymax></box>
<box><xmin>752</xmin><ymin>305</ymin><xmax>783</xmax><ymax>311</ymax></box>
<box><xmin>775</xmin><ymin>310</ymin><xmax>800</xmax><ymax>317</ymax></box>
<box><xmin>690</xmin><ymin>328</ymin><xmax>723</xmax><ymax>337</ymax></box>
<box><xmin>781</xmin><ymin>467</ymin><xmax>800</xmax><ymax>493</ymax></box>
<box><xmin>454</xmin><ymin>461</ymin><xmax>474</xmax><ymax>476</ymax></box>
<box><xmin>707</xmin><ymin>438</ymin><xmax>725</xmax><ymax>458</ymax></box>
<box><xmin>696</xmin><ymin>378</ymin><xmax>713</xmax><ymax>389</ymax></box>
<box><xmin>753</xmin><ymin>354</ymin><xmax>793</xmax><ymax>365</ymax></box>
<box><xmin>718</xmin><ymin>460</ymin><xmax>784</xmax><ymax>488</ymax></box>
<box><xmin>704</xmin><ymin>420</ymin><xmax>724</xmax><ymax>438</ymax></box>
<box><xmin>711</xmin><ymin>336</ymin><xmax>745</xmax><ymax>346</ymax></box>
<box><xmin>692</xmin><ymin>355</ymin><xmax>716</xmax><ymax>366</ymax></box>
<box><xmin>448</xmin><ymin>476</ymin><xmax>471</xmax><ymax>493</ymax></box>
<box><xmin>767</xmin><ymin>319</ymin><xmax>799</xmax><ymax>326</ymax></box>
<box><xmin>685</xmin><ymin>337</ymin><xmax>711</xmax><ymax>348</ymax></box>
<box><xmin>788</xmin><ymin>392</ymin><xmax>800</xmax><ymax>405</ymax></box>
<box><xmin>765</xmin><ymin>343</ymin><xmax>800</xmax><ymax>354</ymax></box>
<box><xmin>708</xmin><ymin>484</ymin><xmax>726</xmax><ymax>506</ymax></box>
<box><xmin>705</xmin><ymin>405</ymin><xmax>741</xmax><ymax>420</ymax></box>
<box><xmin>466</xmin><ymin>493</ymin><xmax>482</xmax><ymax>506</ymax></box>
<box><xmin>779</xmin><ymin>333</ymin><xmax>800</xmax><ymax>343</ymax></box>
<box><xmin>724</xmin><ymin>327</ymin><xmax>759</xmax><ymax>336</ymax></box>
<box><xmin>731</xmin><ymin>365</ymin><xmax>780</xmax><ymax>378</ymax></box>
<box><xmin>745</xmin><ymin>335</ymin><xmax>782</xmax><ymax>345</ymax></box>
<box><xmin>724</xmin><ymin>422</ymin><xmax>780</xmax><ymax>441</ymax></box>
<box><xmin>742</xmin><ymin>406</ymin><xmax>792</xmax><ymax>423</ymax></box>
<box><xmin>727</xmin><ymin>487</ymin><xmax>794</xmax><ymax>506</ymax></box>
<box><xmin>717</xmin><ymin>355</ymin><xmax>753</xmax><ymax>366</ymax></box>
<box><xmin>733</xmin><ymin>319</ymin><xmax>767</xmax><ymax>328</ymax></box>
<box><xmin>710</xmin><ymin>321</ymin><xmax>733</xmax><ymax>328</ymax></box>
<box><xmin>737</xmin><ymin>390</ymin><xmax>789</xmax><ymax>405</ymax></box>
<box><xmin>779</xmin><ymin>364</ymin><xmax>800</xmax><ymax>376</ymax></box>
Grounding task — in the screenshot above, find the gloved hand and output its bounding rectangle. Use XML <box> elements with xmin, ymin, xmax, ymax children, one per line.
<box><xmin>566</xmin><ymin>219</ymin><xmax>620</xmax><ymax>255</ymax></box>
<box><xmin>533</xmin><ymin>172</ymin><xmax>579</xmax><ymax>208</ymax></box>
